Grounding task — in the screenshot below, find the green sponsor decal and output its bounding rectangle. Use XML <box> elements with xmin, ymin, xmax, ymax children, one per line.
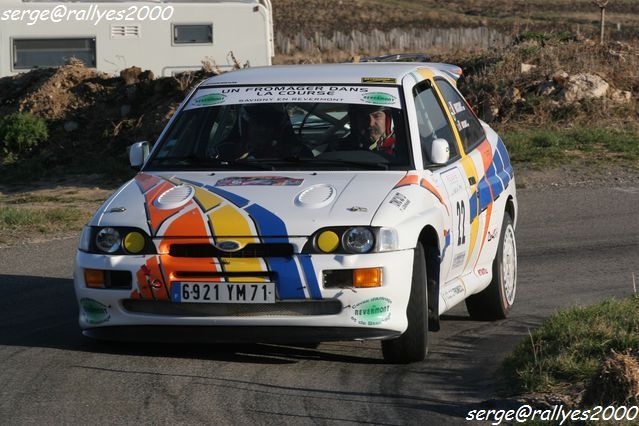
<box><xmin>362</xmin><ymin>92</ymin><xmax>396</xmax><ymax>106</ymax></box>
<box><xmin>350</xmin><ymin>297</ymin><xmax>392</xmax><ymax>326</ymax></box>
<box><xmin>193</xmin><ymin>93</ymin><xmax>226</xmax><ymax>106</ymax></box>
<box><xmin>80</xmin><ymin>298</ymin><xmax>110</xmax><ymax>325</ymax></box>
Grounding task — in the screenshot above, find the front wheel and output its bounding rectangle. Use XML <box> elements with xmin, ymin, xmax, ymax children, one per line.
<box><xmin>466</xmin><ymin>212</ymin><xmax>517</xmax><ymax>320</ymax></box>
<box><xmin>381</xmin><ymin>242</ymin><xmax>428</xmax><ymax>364</ymax></box>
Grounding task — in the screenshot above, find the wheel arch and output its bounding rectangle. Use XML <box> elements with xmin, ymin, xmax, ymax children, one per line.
<box><xmin>417</xmin><ymin>225</ymin><xmax>441</xmax><ymax>332</ymax></box>
<box><xmin>505</xmin><ymin>195</ymin><xmax>517</xmax><ymax>229</ymax></box>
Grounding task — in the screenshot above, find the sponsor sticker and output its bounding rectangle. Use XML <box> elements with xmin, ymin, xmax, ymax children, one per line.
<box><xmin>80</xmin><ymin>298</ymin><xmax>110</xmax><ymax>324</ymax></box>
<box><xmin>350</xmin><ymin>297</ymin><xmax>392</xmax><ymax>326</ymax></box>
<box><xmin>215</xmin><ymin>176</ymin><xmax>304</xmax><ymax>186</ymax></box>
<box><xmin>443</xmin><ymin>284</ymin><xmax>464</xmax><ymax>300</ymax></box>
<box><xmin>362</xmin><ymin>92</ymin><xmax>397</xmax><ymax>106</ymax></box>
<box><xmin>452</xmin><ymin>252</ymin><xmax>466</xmax><ymax>269</ymax></box>
<box><xmin>389</xmin><ymin>192</ymin><xmax>411</xmax><ymax>211</ymax></box>
<box><xmin>193</xmin><ymin>93</ymin><xmax>227</xmax><ymax>106</ymax></box>
<box><xmin>185</xmin><ymin>86</ymin><xmax>402</xmax><ymax>110</ymax></box>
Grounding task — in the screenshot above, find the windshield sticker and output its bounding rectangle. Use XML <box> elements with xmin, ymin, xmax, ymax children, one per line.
<box><xmin>185</xmin><ymin>86</ymin><xmax>402</xmax><ymax>110</ymax></box>
<box><xmin>362</xmin><ymin>92</ymin><xmax>397</xmax><ymax>106</ymax></box>
<box><xmin>362</xmin><ymin>77</ymin><xmax>397</xmax><ymax>84</ymax></box>
<box><xmin>449</xmin><ymin>101</ymin><xmax>466</xmax><ymax>115</ymax></box>
<box><xmin>193</xmin><ymin>93</ymin><xmax>227</xmax><ymax>106</ymax></box>
<box><xmin>215</xmin><ymin>176</ymin><xmax>304</xmax><ymax>186</ymax></box>
<box><xmin>350</xmin><ymin>297</ymin><xmax>392</xmax><ymax>326</ymax></box>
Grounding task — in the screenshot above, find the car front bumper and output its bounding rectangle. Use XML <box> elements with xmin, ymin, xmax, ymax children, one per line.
<box><xmin>73</xmin><ymin>249</ymin><xmax>414</xmax><ymax>342</ymax></box>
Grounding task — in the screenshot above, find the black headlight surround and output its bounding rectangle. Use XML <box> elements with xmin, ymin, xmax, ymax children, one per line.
<box><xmin>81</xmin><ymin>226</ymin><xmax>156</xmax><ymax>255</ymax></box>
<box><xmin>303</xmin><ymin>226</ymin><xmax>379</xmax><ymax>254</ymax></box>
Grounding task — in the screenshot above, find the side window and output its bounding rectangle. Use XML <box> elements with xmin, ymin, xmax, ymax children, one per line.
<box><xmin>413</xmin><ymin>83</ymin><xmax>458</xmax><ymax>166</ymax></box>
<box><xmin>435</xmin><ymin>78</ymin><xmax>485</xmax><ymax>151</ymax></box>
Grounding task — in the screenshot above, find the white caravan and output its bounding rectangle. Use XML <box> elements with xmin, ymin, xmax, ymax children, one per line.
<box><xmin>0</xmin><ymin>0</ymin><xmax>274</xmax><ymax>77</ymax></box>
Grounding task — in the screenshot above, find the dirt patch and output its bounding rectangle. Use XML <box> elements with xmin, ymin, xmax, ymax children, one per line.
<box><xmin>515</xmin><ymin>161</ymin><xmax>639</xmax><ymax>189</ymax></box>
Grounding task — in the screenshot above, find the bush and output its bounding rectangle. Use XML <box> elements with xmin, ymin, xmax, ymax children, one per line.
<box><xmin>0</xmin><ymin>112</ymin><xmax>48</xmax><ymax>163</ymax></box>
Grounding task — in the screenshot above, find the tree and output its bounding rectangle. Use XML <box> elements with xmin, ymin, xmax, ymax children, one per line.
<box><xmin>592</xmin><ymin>0</ymin><xmax>610</xmax><ymax>45</ymax></box>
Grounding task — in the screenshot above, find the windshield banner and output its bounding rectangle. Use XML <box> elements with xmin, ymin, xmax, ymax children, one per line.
<box><xmin>184</xmin><ymin>85</ymin><xmax>402</xmax><ymax>111</ymax></box>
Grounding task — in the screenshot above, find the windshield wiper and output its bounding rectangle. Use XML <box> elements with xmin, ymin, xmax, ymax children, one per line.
<box><xmin>150</xmin><ymin>156</ymin><xmax>274</xmax><ymax>170</ymax></box>
<box><xmin>272</xmin><ymin>156</ymin><xmax>390</xmax><ymax>170</ymax></box>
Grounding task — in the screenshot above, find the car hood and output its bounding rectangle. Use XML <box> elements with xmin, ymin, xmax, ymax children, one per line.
<box><xmin>94</xmin><ymin>171</ymin><xmax>408</xmax><ymax>237</ymax></box>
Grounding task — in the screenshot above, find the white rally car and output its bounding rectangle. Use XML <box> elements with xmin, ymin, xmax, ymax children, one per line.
<box><xmin>74</xmin><ymin>63</ymin><xmax>518</xmax><ymax>363</ymax></box>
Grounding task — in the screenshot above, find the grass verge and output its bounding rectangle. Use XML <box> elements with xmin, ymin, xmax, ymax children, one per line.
<box><xmin>501</xmin><ymin>296</ymin><xmax>639</xmax><ymax>396</ymax></box>
<box><xmin>0</xmin><ymin>205</ymin><xmax>92</xmax><ymax>246</ymax></box>
<box><xmin>500</xmin><ymin>126</ymin><xmax>639</xmax><ymax>166</ymax></box>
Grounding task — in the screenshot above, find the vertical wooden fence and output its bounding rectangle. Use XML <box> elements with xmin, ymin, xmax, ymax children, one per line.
<box><xmin>276</xmin><ymin>27</ymin><xmax>511</xmax><ymax>54</ymax></box>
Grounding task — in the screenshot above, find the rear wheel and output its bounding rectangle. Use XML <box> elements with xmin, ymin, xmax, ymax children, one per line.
<box><xmin>466</xmin><ymin>212</ymin><xmax>517</xmax><ymax>320</ymax></box>
<box><xmin>381</xmin><ymin>242</ymin><xmax>428</xmax><ymax>364</ymax></box>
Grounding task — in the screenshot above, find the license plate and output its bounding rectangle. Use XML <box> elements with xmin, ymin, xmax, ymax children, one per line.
<box><xmin>171</xmin><ymin>282</ymin><xmax>275</xmax><ymax>304</ymax></box>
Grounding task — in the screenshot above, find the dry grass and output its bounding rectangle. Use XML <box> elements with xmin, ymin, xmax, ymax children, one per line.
<box><xmin>501</xmin><ymin>296</ymin><xmax>639</xmax><ymax>397</ymax></box>
<box><xmin>0</xmin><ymin>186</ymin><xmax>111</xmax><ymax>247</ymax></box>
<box><xmin>582</xmin><ymin>351</ymin><xmax>639</xmax><ymax>406</ymax></box>
<box><xmin>271</xmin><ymin>0</ymin><xmax>639</xmax><ymax>39</ymax></box>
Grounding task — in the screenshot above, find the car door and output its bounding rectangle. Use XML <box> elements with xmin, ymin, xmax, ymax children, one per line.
<box><xmin>433</xmin><ymin>77</ymin><xmax>489</xmax><ymax>277</ymax></box>
<box><xmin>412</xmin><ymin>80</ymin><xmax>472</xmax><ymax>282</ymax></box>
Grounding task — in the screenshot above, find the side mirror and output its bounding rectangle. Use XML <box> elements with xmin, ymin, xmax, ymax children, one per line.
<box><xmin>129</xmin><ymin>141</ymin><xmax>150</xmax><ymax>170</ymax></box>
<box><xmin>430</xmin><ymin>138</ymin><xmax>450</xmax><ymax>165</ymax></box>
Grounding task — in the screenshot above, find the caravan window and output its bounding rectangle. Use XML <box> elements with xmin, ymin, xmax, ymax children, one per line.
<box><xmin>13</xmin><ymin>38</ymin><xmax>96</xmax><ymax>70</ymax></box>
<box><xmin>173</xmin><ymin>24</ymin><xmax>213</xmax><ymax>44</ymax></box>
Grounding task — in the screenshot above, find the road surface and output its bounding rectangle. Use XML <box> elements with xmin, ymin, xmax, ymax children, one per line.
<box><xmin>1</xmin><ymin>185</ymin><xmax>637</xmax><ymax>424</ymax></box>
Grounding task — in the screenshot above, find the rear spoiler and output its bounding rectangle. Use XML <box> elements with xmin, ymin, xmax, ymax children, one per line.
<box><xmin>428</xmin><ymin>63</ymin><xmax>463</xmax><ymax>83</ymax></box>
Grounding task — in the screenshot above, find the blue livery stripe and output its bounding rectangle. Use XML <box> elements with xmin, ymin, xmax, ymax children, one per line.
<box><xmin>469</xmin><ymin>192</ymin><xmax>479</xmax><ymax>222</ymax></box>
<box><xmin>494</xmin><ymin>148</ymin><xmax>511</xmax><ymax>188</ymax></box>
<box><xmin>267</xmin><ymin>257</ymin><xmax>306</xmax><ymax>299</ymax></box>
<box><xmin>204</xmin><ymin>185</ymin><xmax>250</xmax><ymax>208</ymax></box>
<box><xmin>477</xmin><ymin>178</ymin><xmax>493</xmax><ymax>212</ymax></box>
<box><xmin>497</xmin><ymin>139</ymin><xmax>513</xmax><ymax>179</ymax></box>
<box><xmin>487</xmin><ymin>162</ymin><xmax>505</xmax><ymax>198</ymax></box>
<box><xmin>245</xmin><ymin>204</ymin><xmax>288</xmax><ymax>239</ymax></box>
<box><xmin>441</xmin><ymin>231</ymin><xmax>451</xmax><ymax>262</ymax></box>
<box><xmin>299</xmin><ymin>255</ymin><xmax>322</xmax><ymax>299</ymax></box>
<box><xmin>245</xmin><ymin>203</ymin><xmax>306</xmax><ymax>299</ymax></box>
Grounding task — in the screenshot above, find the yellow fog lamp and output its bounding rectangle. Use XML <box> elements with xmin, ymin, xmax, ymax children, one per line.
<box><xmin>353</xmin><ymin>267</ymin><xmax>382</xmax><ymax>288</ymax></box>
<box><xmin>317</xmin><ymin>230</ymin><xmax>340</xmax><ymax>253</ymax></box>
<box><xmin>123</xmin><ymin>231</ymin><xmax>145</xmax><ymax>254</ymax></box>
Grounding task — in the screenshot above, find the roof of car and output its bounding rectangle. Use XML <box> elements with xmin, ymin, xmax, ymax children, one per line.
<box><xmin>201</xmin><ymin>63</ymin><xmax>461</xmax><ymax>86</ymax></box>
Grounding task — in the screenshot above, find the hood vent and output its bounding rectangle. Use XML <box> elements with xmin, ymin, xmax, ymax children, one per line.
<box><xmin>154</xmin><ymin>185</ymin><xmax>194</xmax><ymax>210</ymax></box>
<box><xmin>295</xmin><ymin>184</ymin><xmax>336</xmax><ymax>209</ymax></box>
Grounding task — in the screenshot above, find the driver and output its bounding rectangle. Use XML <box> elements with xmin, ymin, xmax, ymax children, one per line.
<box><xmin>347</xmin><ymin>104</ymin><xmax>397</xmax><ymax>155</ymax></box>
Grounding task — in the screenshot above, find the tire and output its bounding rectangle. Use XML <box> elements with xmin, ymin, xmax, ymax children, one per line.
<box><xmin>381</xmin><ymin>242</ymin><xmax>428</xmax><ymax>364</ymax></box>
<box><xmin>466</xmin><ymin>212</ymin><xmax>517</xmax><ymax>320</ymax></box>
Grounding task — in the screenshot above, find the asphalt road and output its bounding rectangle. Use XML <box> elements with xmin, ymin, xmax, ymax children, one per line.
<box><xmin>1</xmin><ymin>185</ymin><xmax>637</xmax><ymax>425</ymax></box>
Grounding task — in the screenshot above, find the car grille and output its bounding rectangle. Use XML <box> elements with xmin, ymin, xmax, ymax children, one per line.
<box><xmin>169</xmin><ymin>243</ymin><xmax>294</xmax><ymax>258</ymax></box>
<box><xmin>122</xmin><ymin>299</ymin><xmax>342</xmax><ymax>317</ymax></box>
<box><xmin>172</xmin><ymin>271</ymin><xmax>276</xmax><ymax>280</ymax></box>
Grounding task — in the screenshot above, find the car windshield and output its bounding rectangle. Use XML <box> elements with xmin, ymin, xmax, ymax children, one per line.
<box><xmin>145</xmin><ymin>85</ymin><xmax>412</xmax><ymax>171</ymax></box>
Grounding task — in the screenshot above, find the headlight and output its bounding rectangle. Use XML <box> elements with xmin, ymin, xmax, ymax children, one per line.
<box><xmin>95</xmin><ymin>227</ymin><xmax>122</xmax><ymax>253</ymax></box>
<box><xmin>78</xmin><ymin>226</ymin><xmax>91</xmax><ymax>251</ymax></box>
<box><xmin>342</xmin><ymin>227</ymin><xmax>375</xmax><ymax>253</ymax></box>
<box><xmin>305</xmin><ymin>227</ymin><xmax>398</xmax><ymax>254</ymax></box>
